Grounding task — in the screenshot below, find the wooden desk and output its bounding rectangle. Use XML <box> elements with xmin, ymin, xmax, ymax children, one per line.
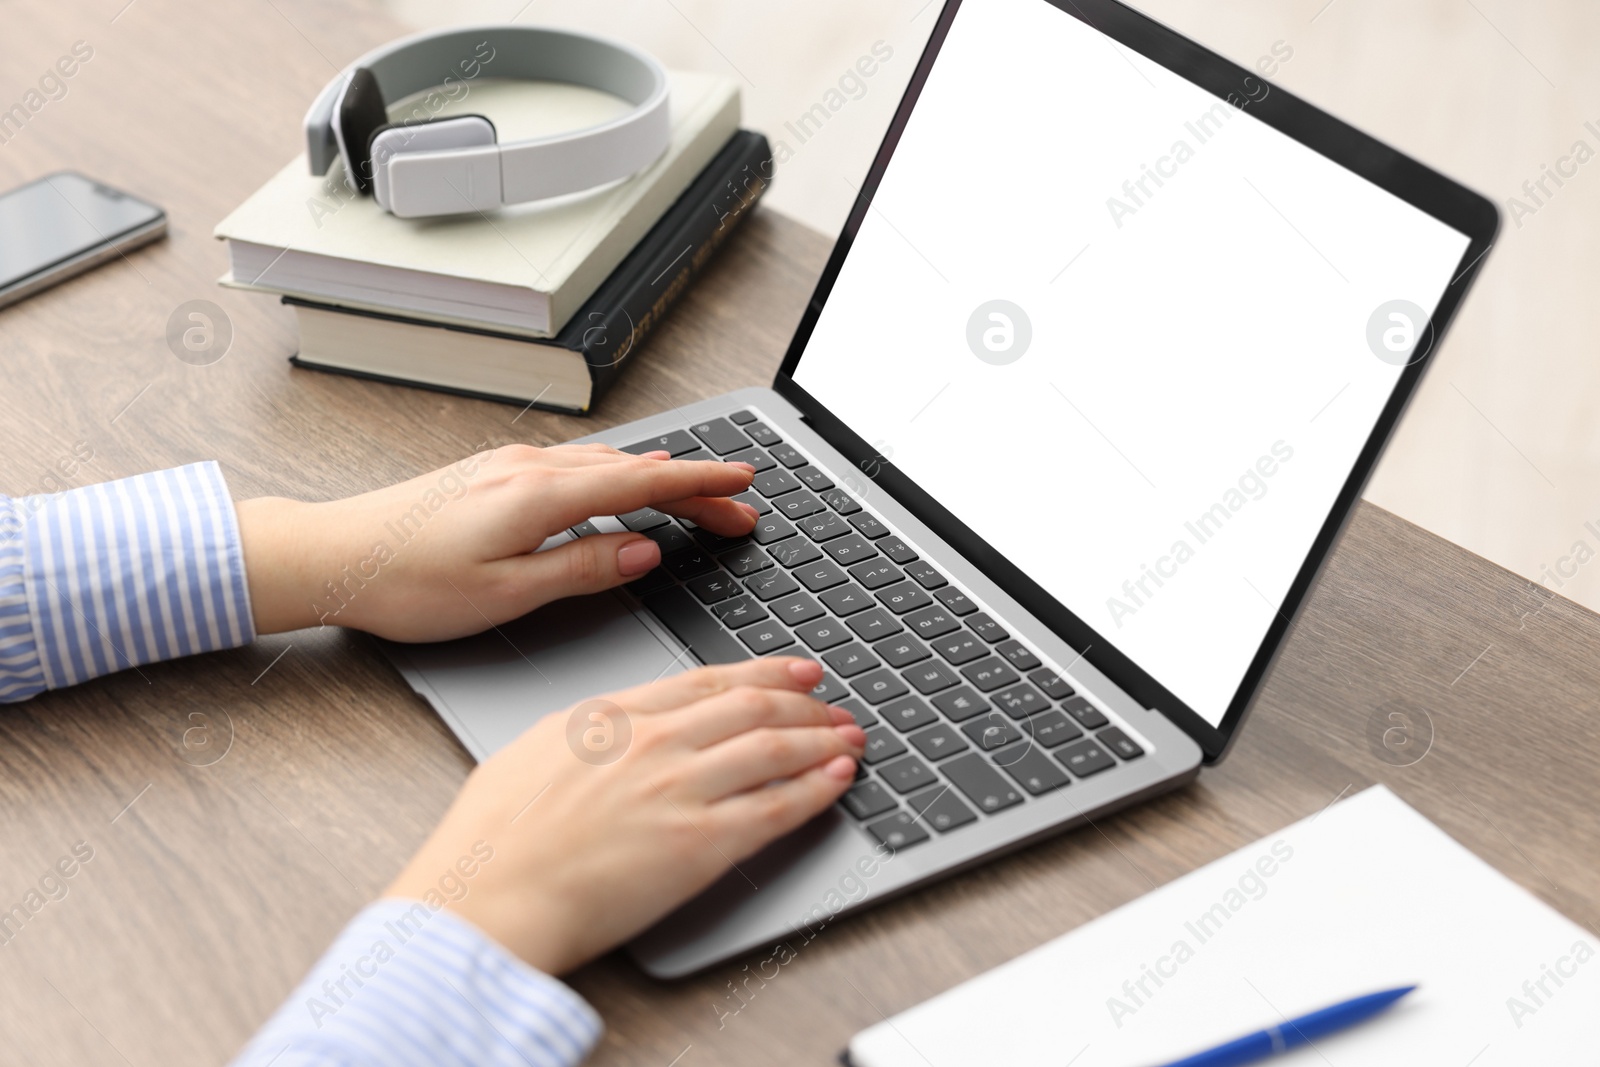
<box><xmin>2</xmin><ymin>3</ymin><xmax>1597</xmax><ymax>1065</ymax></box>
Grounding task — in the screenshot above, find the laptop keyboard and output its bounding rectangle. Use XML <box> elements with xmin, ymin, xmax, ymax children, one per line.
<box><xmin>582</xmin><ymin>410</ymin><xmax>1147</xmax><ymax>852</ymax></box>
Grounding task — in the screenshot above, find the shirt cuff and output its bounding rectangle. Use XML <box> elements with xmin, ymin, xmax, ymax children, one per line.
<box><xmin>230</xmin><ymin>898</ymin><xmax>603</xmax><ymax>1067</ymax></box>
<box><xmin>0</xmin><ymin>461</ymin><xmax>255</xmax><ymax>701</ymax></box>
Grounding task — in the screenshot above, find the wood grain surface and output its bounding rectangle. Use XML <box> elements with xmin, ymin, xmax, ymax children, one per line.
<box><xmin>1</xmin><ymin>3</ymin><xmax>1596</xmax><ymax>1066</ymax></box>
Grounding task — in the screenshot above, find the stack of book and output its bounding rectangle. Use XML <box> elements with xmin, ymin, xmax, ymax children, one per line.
<box><xmin>213</xmin><ymin>70</ymin><xmax>771</xmax><ymax>414</ymax></box>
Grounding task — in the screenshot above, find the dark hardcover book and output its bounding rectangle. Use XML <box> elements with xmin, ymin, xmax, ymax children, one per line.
<box><xmin>286</xmin><ymin>129</ymin><xmax>773</xmax><ymax>414</ymax></box>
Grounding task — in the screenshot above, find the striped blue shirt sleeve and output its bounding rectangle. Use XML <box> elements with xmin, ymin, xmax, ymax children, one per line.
<box><xmin>229</xmin><ymin>898</ymin><xmax>603</xmax><ymax>1067</ymax></box>
<box><xmin>0</xmin><ymin>461</ymin><xmax>255</xmax><ymax>702</ymax></box>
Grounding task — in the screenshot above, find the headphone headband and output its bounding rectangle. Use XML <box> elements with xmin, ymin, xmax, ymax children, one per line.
<box><xmin>305</xmin><ymin>26</ymin><xmax>671</xmax><ymax>218</ymax></box>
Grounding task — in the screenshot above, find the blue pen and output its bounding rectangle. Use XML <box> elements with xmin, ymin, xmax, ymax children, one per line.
<box><xmin>1153</xmin><ymin>985</ymin><xmax>1417</xmax><ymax>1067</ymax></box>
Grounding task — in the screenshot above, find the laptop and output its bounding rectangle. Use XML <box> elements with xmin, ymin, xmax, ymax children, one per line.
<box><xmin>384</xmin><ymin>0</ymin><xmax>1497</xmax><ymax>978</ymax></box>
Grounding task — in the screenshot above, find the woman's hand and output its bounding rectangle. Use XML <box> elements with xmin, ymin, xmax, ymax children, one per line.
<box><xmin>384</xmin><ymin>657</ymin><xmax>865</xmax><ymax>975</ymax></box>
<box><xmin>235</xmin><ymin>443</ymin><xmax>758</xmax><ymax>640</ymax></box>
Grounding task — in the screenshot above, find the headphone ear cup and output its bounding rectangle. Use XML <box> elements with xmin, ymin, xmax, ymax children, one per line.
<box><xmin>366</xmin><ymin>115</ymin><xmax>499</xmax><ymax>213</ymax></box>
<box><xmin>337</xmin><ymin>66</ymin><xmax>390</xmax><ymax>193</ymax></box>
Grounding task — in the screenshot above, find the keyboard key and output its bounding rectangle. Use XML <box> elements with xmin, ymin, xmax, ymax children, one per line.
<box><xmin>626</xmin><ymin>568</ymin><xmax>675</xmax><ymax>596</ymax></box>
<box><xmin>995</xmin><ymin>640</ymin><xmax>1041</xmax><ymax>671</ymax></box>
<box><xmin>692</xmin><ymin>528</ymin><xmax>749</xmax><ymax>555</ymax></box>
<box><xmin>941</xmin><ymin>753</ymin><xmax>1023</xmax><ymax>813</ymax></box>
<box><xmin>879</xmin><ymin>755</ymin><xmax>937</xmax><ymax>794</ymax></box>
<box><xmin>619</xmin><ymin>507</ymin><xmax>671</xmax><ymax>531</ymax></box>
<box><xmin>991</xmin><ymin>682</ymin><xmax>1049</xmax><ymax>720</ymax></box>
<box><xmin>908</xmin><ymin>723</ymin><xmax>967</xmax><ymax>762</ymax></box>
<box><xmin>769</xmin><ymin>443</ymin><xmax>807</xmax><ymax>469</ymax></box>
<box><xmin>935</xmin><ymin>587</ymin><xmax>978</xmax><ymax>615</ymax></box>
<box><xmin>1021</xmin><ymin>709</ymin><xmax>1082</xmax><ymax>748</ymax></box>
<box><xmin>664</xmin><ymin>548</ymin><xmax>716</xmax><ymax>580</ymax></box>
<box><xmin>686</xmin><ymin>571</ymin><xmax>739</xmax><ymax>604</ymax></box>
<box><xmin>794</xmin><ymin>465</ymin><xmax>834</xmax><ymax>492</ymax></box>
<box><xmin>851</xmin><ymin>668</ymin><xmax>909</xmax><ymax>705</ymax></box>
<box><xmin>752</xmin><ymin>468</ymin><xmax>801</xmax><ymax>497</ymax></box>
<box><xmin>799</xmin><ymin>511</ymin><xmax>850</xmax><ymax>542</ymax></box>
<box><xmin>906</xmin><ymin>786</ymin><xmax>977</xmax><ymax>831</ymax></box>
<box><xmin>738</xmin><ymin>621</ymin><xmax>793</xmax><ymax>654</ymax></box>
<box><xmin>744</xmin><ymin>568</ymin><xmax>800</xmax><ymax>601</ymax></box>
<box><xmin>821</xmin><ymin>487</ymin><xmax>861</xmax><ymax>514</ymax></box>
<box><xmin>966</xmin><ymin>612</ymin><xmax>1008</xmax><ymax>643</ymax></box>
<box><xmin>1058</xmin><ymin>739</ymin><xmax>1117</xmax><ymax>778</ymax></box>
<box><xmin>1030</xmin><ymin>668</ymin><xmax>1076</xmax><ymax>700</ymax></box>
<box><xmin>931</xmin><ymin>685</ymin><xmax>989</xmax><ymax>722</ymax></box>
<box><xmin>904</xmin><ymin>605</ymin><xmax>960</xmax><ymax>640</ymax></box>
<box><xmin>724</xmin><ymin>446</ymin><xmax>776</xmax><ymax>473</ymax></box>
<box><xmin>905</xmin><ymin>659</ymin><xmax>961</xmax><ymax>695</ymax></box>
<box><xmin>962</xmin><ymin>713</ymin><xmax>1024</xmax><ymax>752</ymax></box>
<box><xmin>743</xmin><ymin>421</ymin><xmax>782</xmax><ymax>447</ymax></box>
<box><xmin>811</xmin><ymin>672</ymin><xmax>850</xmax><ymax>703</ymax></box>
<box><xmin>933</xmin><ymin>630</ymin><xmax>986</xmax><ymax>665</ymax></box>
<box><xmin>878</xmin><ymin>535</ymin><xmax>918</xmax><ymax>564</ymax></box>
<box><xmin>819</xmin><ymin>582</ymin><xmax>874</xmax><ymax>616</ymax></box>
<box><xmin>865</xmin><ymin>810</ymin><xmax>930</xmax><ymax>851</ymax></box>
<box><xmin>824</xmin><ymin>533</ymin><xmax>878</xmax><ymax>566</ymax></box>
<box><xmin>729</xmin><ymin>409</ymin><xmax>757</xmax><ymax>425</ymax></box>
<box><xmin>622</xmin><ymin>430</ymin><xmax>700</xmax><ymax>456</ymax></box>
<box><xmin>823</xmin><ymin>642</ymin><xmax>880</xmax><ymax>678</ymax></box>
<box><xmin>876</xmin><ymin>580</ymin><xmax>934</xmax><ymax>615</ymax></box>
<box><xmin>771</xmin><ymin>592</ymin><xmax>825</xmax><ymax>626</ymax></box>
<box><xmin>675</xmin><ymin>449</ymin><xmax>715</xmax><ymax>462</ymax></box>
<box><xmin>902</xmin><ymin>560</ymin><xmax>948</xmax><ymax>590</ymax></box>
<box><xmin>733</xmin><ymin>489</ymin><xmax>772</xmax><ymax>516</ymax></box>
<box><xmin>861</xmin><ymin>727</ymin><xmax>907</xmax><ymax>764</ymax></box>
<box><xmin>773</xmin><ymin>489</ymin><xmax>825</xmax><ymax>520</ymax></box>
<box><xmin>796</xmin><ymin>560</ymin><xmax>848</xmax><ymax>592</ymax></box>
<box><xmin>960</xmin><ymin>657</ymin><xmax>1021</xmax><ymax>693</ymax></box>
<box><xmin>997</xmin><ymin>746</ymin><xmax>1071</xmax><ymax>796</ymax></box>
<box><xmin>1097</xmin><ymin>727</ymin><xmax>1145</xmax><ymax>760</ymax></box>
<box><xmin>848</xmin><ymin>559</ymin><xmax>901</xmax><ymax>591</ymax></box>
<box><xmin>751</xmin><ymin>515</ymin><xmax>796</xmax><ymax>545</ymax></box>
<box><xmin>569</xmin><ymin>520</ymin><xmax>601</xmax><ymax>538</ymax></box>
<box><xmin>835</xmin><ymin>698</ymin><xmax>877</xmax><ymax>727</ymax></box>
<box><xmin>690</xmin><ymin>417</ymin><xmax>751</xmax><ymax>455</ymax></box>
<box><xmin>849</xmin><ymin>513</ymin><xmax>889</xmax><ymax>539</ymax></box>
<box><xmin>841</xmin><ymin>780</ymin><xmax>898</xmax><ymax>820</ymax></box>
<box><xmin>643</xmin><ymin>524</ymin><xmax>693</xmax><ymax>555</ymax></box>
<box><xmin>880</xmin><ymin>695</ymin><xmax>938</xmax><ymax>732</ymax></box>
<box><xmin>872</xmin><ymin>634</ymin><xmax>931</xmax><ymax>669</ymax></box>
<box><xmin>846</xmin><ymin>607</ymin><xmax>901</xmax><ymax>642</ymax></box>
<box><xmin>711</xmin><ymin>595</ymin><xmax>769</xmax><ymax>629</ymax></box>
<box><xmin>1062</xmin><ymin>696</ymin><xmax>1109</xmax><ymax>730</ymax></box>
<box><xmin>719</xmin><ymin>546</ymin><xmax>773</xmax><ymax>577</ymax></box>
<box><xmin>768</xmin><ymin>537</ymin><xmax>823</xmax><ymax>568</ymax></box>
<box><xmin>642</xmin><ymin>587</ymin><xmax>750</xmax><ymax>666</ymax></box>
<box><xmin>796</xmin><ymin>618</ymin><xmax>852</xmax><ymax>651</ymax></box>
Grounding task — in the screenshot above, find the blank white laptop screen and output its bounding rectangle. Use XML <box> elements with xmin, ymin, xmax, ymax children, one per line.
<box><xmin>792</xmin><ymin>0</ymin><xmax>1471</xmax><ymax>726</ymax></box>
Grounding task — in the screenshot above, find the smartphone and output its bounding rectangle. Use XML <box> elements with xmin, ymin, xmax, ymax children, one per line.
<box><xmin>0</xmin><ymin>171</ymin><xmax>167</xmax><ymax>311</ymax></box>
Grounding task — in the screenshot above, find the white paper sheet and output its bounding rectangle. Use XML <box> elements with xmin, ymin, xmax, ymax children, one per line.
<box><xmin>848</xmin><ymin>787</ymin><xmax>1597</xmax><ymax>1066</ymax></box>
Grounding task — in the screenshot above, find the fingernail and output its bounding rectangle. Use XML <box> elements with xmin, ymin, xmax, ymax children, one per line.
<box><xmin>616</xmin><ymin>539</ymin><xmax>660</xmax><ymax>577</ymax></box>
<box><xmin>735</xmin><ymin>501</ymin><xmax>760</xmax><ymax>522</ymax></box>
<box><xmin>823</xmin><ymin>755</ymin><xmax>857</xmax><ymax>781</ymax></box>
<box><xmin>788</xmin><ymin>658</ymin><xmax>823</xmax><ymax>685</ymax></box>
<box><xmin>827</xmin><ymin>705</ymin><xmax>855</xmax><ymax>725</ymax></box>
<box><xmin>726</xmin><ymin>461</ymin><xmax>756</xmax><ymax>473</ymax></box>
<box><xmin>835</xmin><ymin>724</ymin><xmax>867</xmax><ymax>747</ymax></box>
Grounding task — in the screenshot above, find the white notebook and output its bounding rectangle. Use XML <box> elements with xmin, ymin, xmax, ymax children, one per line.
<box><xmin>213</xmin><ymin>71</ymin><xmax>739</xmax><ymax>337</ymax></box>
<box><xmin>848</xmin><ymin>786</ymin><xmax>1596</xmax><ymax>1066</ymax></box>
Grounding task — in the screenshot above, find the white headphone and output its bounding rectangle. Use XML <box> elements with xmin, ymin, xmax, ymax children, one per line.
<box><xmin>304</xmin><ymin>26</ymin><xmax>671</xmax><ymax>218</ymax></box>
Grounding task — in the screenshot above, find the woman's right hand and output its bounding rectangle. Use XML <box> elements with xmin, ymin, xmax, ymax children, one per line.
<box><xmin>384</xmin><ymin>656</ymin><xmax>865</xmax><ymax>975</ymax></box>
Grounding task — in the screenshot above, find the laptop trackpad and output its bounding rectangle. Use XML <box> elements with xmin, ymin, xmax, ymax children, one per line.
<box><xmin>382</xmin><ymin>590</ymin><xmax>690</xmax><ymax>762</ymax></box>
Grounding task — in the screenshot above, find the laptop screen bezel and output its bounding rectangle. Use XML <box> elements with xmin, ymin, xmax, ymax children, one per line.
<box><xmin>770</xmin><ymin>0</ymin><xmax>1499</xmax><ymax>763</ymax></box>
